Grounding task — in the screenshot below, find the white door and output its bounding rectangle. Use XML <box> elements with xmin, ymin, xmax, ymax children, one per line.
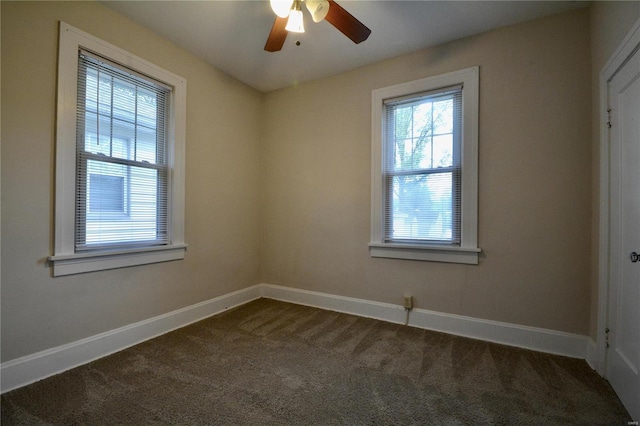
<box><xmin>607</xmin><ymin>41</ymin><xmax>640</xmax><ymax>421</ymax></box>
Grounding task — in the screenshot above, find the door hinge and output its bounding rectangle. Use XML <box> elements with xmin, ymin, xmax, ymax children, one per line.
<box><xmin>605</xmin><ymin>327</ymin><xmax>610</xmax><ymax>349</ymax></box>
<box><xmin>606</xmin><ymin>108</ymin><xmax>612</xmax><ymax>128</ymax></box>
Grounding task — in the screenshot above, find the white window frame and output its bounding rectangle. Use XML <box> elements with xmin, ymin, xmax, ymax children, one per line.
<box><xmin>370</xmin><ymin>67</ymin><xmax>480</xmax><ymax>264</ymax></box>
<box><xmin>49</xmin><ymin>22</ymin><xmax>187</xmax><ymax>276</ymax></box>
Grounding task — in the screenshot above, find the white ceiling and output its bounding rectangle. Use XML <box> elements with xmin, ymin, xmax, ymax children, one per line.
<box><xmin>101</xmin><ymin>1</ymin><xmax>588</xmax><ymax>92</ymax></box>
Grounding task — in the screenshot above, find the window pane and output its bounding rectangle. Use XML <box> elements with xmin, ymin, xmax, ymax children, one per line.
<box><xmin>110</xmin><ymin>121</ymin><xmax>133</xmax><ymax>160</ymax></box>
<box><xmin>85</xmin><ymin>69</ymin><xmax>98</xmax><ymax>113</ymax></box>
<box><xmin>137</xmin><ymin>87</ymin><xmax>158</xmax><ymax>129</ymax></box>
<box><xmin>394</xmin><ymin>106</ymin><xmax>412</xmax><ymax>140</ymax></box>
<box><xmin>390</xmin><ymin>172</ymin><xmax>453</xmax><ymax>242</ymax></box>
<box><xmin>391</xmin><ymin>94</ymin><xmax>456</xmax><ymax>171</ymax></box>
<box><xmin>412</xmin><ymin>102</ymin><xmax>432</xmax><ymax>138</ymax></box>
<box><xmin>86</xmin><ymin>160</ymin><xmax>127</xmax><ymax>215</ymax></box>
<box><xmin>432</xmin><ymin>134</ymin><xmax>453</xmax><ymax>168</ymax></box>
<box><xmin>84</xmin><ymin>112</ymin><xmax>109</xmax><ymax>156</ymax></box>
<box><xmin>394</xmin><ymin>136</ymin><xmax>432</xmax><ymax>171</ymax></box>
<box><xmin>84</xmin><ymin>159</ymin><xmax>161</xmax><ymax>246</ymax></box>
<box><xmin>89</xmin><ymin>174</ymin><xmax>124</xmax><ymax>213</ymax></box>
<box><xmin>135</xmin><ymin>127</ymin><xmax>157</xmax><ymax>163</ymax></box>
<box><xmin>433</xmin><ymin>98</ymin><xmax>453</xmax><ymax>135</ymax></box>
<box><xmin>97</xmin><ymin>74</ymin><xmax>112</xmax><ymax>117</ymax></box>
<box><xmin>81</xmin><ymin>59</ymin><xmax>162</xmax><ymax>164</ymax></box>
<box><xmin>112</xmin><ymin>79</ymin><xmax>136</xmax><ymax>123</ymax></box>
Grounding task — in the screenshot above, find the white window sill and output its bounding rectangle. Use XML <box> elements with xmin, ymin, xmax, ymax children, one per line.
<box><xmin>369</xmin><ymin>243</ymin><xmax>480</xmax><ymax>264</ymax></box>
<box><xmin>49</xmin><ymin>244</ymin><xmax>187</xmax><ymax>276</ymax></box>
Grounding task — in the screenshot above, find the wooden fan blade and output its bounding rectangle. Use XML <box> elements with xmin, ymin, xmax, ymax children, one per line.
<box><xmin>325</xmin><ymin>0</ymin><xmax>371</xmax><ymax>44</ymax></box>
<box><xmin>264</xmin><ymin>16</ymin><xmax>288</xmax><ymax>52</ymax></box>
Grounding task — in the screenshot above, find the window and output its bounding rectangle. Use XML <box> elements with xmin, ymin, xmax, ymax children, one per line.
<box><xmin>77</xmin><ymin>52</ymin><xmax>170</xmax><ymax>249</ymax></box>
<box><xmin>50</xmin><ymin>22</ymin><xmax>187</xmax><ymax>276</ymax></box>
<box><xmin>370</xmin><ymin>67</ymin><xmax>480</xmax><ymax>264</ymax></box>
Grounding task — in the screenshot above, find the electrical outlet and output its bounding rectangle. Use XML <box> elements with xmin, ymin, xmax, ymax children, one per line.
<box><xmin>403</xmin><ymin>295</ymin><xmax>413</xmax><ymax>310</ymax></box>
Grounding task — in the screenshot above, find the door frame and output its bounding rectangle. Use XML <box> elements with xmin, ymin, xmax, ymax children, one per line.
<box><xmin>597</xmin><ymin>16</ymin><xmax>640</xmax><ymax>377</ymax></box>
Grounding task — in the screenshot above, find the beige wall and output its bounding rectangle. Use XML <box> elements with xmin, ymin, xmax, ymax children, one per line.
<box><xmin>261</xmin><ymin>8</ymin><xmax>593</xmax><ymax>335</ymax></box>
<box><xmin>589</xmin><ymin>2</ymin><xmax>640</xmax><ymax>340</ymax></box>
<box><xmin>1</xmin><ymin>1</ymin><xmax>262</xmax><ymax>361</ymax></box>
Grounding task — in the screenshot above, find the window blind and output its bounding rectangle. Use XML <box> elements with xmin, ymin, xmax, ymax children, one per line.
<box><xmin>383</xmin><ymin>85</ymin><xmax>462</xmax><ymax>245</ymax></box>
<box><xmin>75</xmin><ymin>50</ymin><xmax>171</xmax><ymax>251</ymax></box>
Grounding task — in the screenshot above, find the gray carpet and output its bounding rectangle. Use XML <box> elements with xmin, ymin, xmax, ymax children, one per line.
<box><xmin>1</xmin><ymin>298</ymin><xmax>631</xmax><ymax>425</ymax></box>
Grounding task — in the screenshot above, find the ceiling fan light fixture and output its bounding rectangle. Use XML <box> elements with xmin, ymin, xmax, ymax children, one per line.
<box><xmin>285</xmin><ymin>5</ymin><xmax>305</xmax><ymax>33</ymax></box>
<box><xmin>270</xmin><ymin>0</ymin><xmax>294</xmax><ymax>18</ymax></box>
<box><xmin>264</xmin><ymin>0</ymin><xmax>370</xmax><ymax>53</ymax></box>
<box><xmin>306</xmin><ymin>0</ymin><xmax>330</xmax><ymax>23</ymax></box>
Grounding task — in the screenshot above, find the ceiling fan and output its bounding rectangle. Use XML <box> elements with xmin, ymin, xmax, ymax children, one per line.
<box><xmin>265</xmin><ymin>0</ymin><xmax>371</xmax><ymax>52</ymax></box>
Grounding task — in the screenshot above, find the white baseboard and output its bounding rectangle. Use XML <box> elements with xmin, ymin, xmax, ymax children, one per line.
<box><xmin>260</xmin><ymin>283</ymin><xmax>408</xmax><ymax>324</ymax></box>
<box><xmin>585</xmin><ymin>337</ymin><xmax>599</xmax><ymax>371</ymax></box>
<box><xmin>260</xmin><ymin>283</ymin><xmax>590</xmax><ymax>360</ymax></box>
<box><xmin>0</xmin><ymin>285</ymin><xmax>262</xmax><ymax>394</ymax></box>
<box><xmin>2</xmin><ymin>283</ymin><xmax>594</xmax><ymax>394</ymax></box>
